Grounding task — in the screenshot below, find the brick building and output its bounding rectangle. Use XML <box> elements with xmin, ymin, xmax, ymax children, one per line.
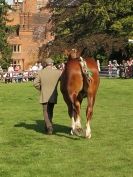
<box><xmin>7</xmin><ymin>0</ymin><xmax>54</xmax><ymax>70</ymax></box>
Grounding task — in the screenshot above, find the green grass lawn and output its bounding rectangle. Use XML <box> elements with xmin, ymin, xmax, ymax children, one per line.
<box><xmin>0</xmin><ymin>79</ymin><xmax>133</xmax><ymax>177</ymax></box>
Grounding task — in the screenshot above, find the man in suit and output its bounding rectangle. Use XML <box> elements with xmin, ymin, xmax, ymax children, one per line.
<box><xmin>33</xmin><ymin>58</ymin><xmax>62</xmax><ymax>135</ymax></box>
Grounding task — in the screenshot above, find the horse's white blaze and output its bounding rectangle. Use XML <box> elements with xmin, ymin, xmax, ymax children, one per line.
<box><xmin>86</xmin><ymin>122</ymin><xmax>91</xmax><ymax>138</ymax></box>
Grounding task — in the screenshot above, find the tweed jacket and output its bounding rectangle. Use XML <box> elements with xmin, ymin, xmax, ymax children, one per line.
<box><xmin>33</xmin><ymin>67</ymin><xmax>61</xmax><ymax>104</ymax></box>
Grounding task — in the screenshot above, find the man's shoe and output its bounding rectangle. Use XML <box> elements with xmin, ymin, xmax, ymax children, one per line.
<box><xmin>44</xmin><ymin>126</ymin><xmax>47</xmax><ymax>132</ymax></box>
<box><xmin>47</xmin><ymin>127</ymin><xmax>53</xmax><ymax>135</ymax></box>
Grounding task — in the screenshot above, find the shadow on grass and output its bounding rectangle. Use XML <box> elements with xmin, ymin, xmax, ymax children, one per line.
<box><xmin>14</xmin><ymin>120</ymin><xmax>81</xmax><ymax>140</ymax></box>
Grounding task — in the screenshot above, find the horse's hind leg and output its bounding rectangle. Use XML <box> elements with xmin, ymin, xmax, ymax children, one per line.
<box><xmin>74</xmin><ymin>99</ymin><xmax>82</xmax><ymax>131</ymax></box>
<box><xmin>70</xmin><ymin>93</ymin><xmax>83</xmax><ymax>135</ymax></box>
<box><xmin>86</xmin><ymin>97</ymin><xmax>95</xmax><ymax>138</ymax></box>
<box><xmin>62</xmin><ymin>94</ymin><xmax>76</xmax><ymax>135</ymax></box>
<box><xmin>68</xmin><ymin>104</ymin><xmax>76</xmax><ymax>135</ymax></box>
<box><xmin>86</xmin><ymin>81</ymin><xmax>96</xmax><ymax>139</ymax></box>
<box><xmin>62</xmin><ymin>97</ymin><xmax>82</xmax><ymax>135</ymax></box>
<box><xmin>67</xmin><ymin>103</ymin><xmax>80</xmax><ymax>136</ymax></box>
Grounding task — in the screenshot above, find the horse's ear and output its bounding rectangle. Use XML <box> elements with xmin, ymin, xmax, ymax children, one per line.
<box><xmin>64</xmin><ymin>49</ymin><xmax>70</xmax><ymax>56</ymax></box>
<box><xmin>81</xmin><ymin>47</ymin><xmax>90</xmax><ymax>57</ymax></box>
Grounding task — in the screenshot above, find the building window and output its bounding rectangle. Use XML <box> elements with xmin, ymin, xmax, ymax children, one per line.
<box><xmin>16</xmin><ymin>60</ymin><xmax>20</xmax><ymax>64</ymax></box>
<box><xmin>13</xmin><ymin>45</ymin><xmax>21</xmax><ymax>53</ymax></box>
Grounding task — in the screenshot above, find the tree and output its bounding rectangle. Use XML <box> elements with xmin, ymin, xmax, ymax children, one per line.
<box><xmin>49</xmin><ymin>0</ymin><xmax>133</xmax><ymax>38</ymax></box>
<box><xmin>0</xmin><ymin>0</ymin><xmax>13</xmax><ymax>68</ymax></box>
<box><xmin>42</xmin><ymin>0</ymin><xmax>133</xmax><ymax>62</ymax></box>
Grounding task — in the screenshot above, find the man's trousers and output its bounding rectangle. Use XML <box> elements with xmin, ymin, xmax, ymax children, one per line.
<box><xmin>42</xmin><ymin>102</ymin><xmax>55</xmax><ymax>129</ymax></box>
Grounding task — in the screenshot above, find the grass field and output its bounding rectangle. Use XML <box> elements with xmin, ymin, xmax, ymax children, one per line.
<box><xmin>0</xmin><ymin>79</ymin><xmax>133</xmax><ymax>177</ymax></box>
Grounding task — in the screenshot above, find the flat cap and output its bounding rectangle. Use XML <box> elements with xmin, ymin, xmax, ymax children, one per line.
<box><xmin>45</xmin><ymin>58</ymin><xmax>54</xmax><ymax>64</ymax></box>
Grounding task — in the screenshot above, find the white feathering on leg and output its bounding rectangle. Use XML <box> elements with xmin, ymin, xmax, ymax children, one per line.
<box><xmin>70</xmin><ymin>117</ymin><xmax>75</xmax><ymax>135</ymax></box>
<box><xmin>75</xmin><ymin>116</ymin><xmax>82</xmax><ymax>129</ymax></box>
<box><xmin>86</xmin><ymin>122</ymin><xmax>91</xmax><ymax>139</ymax></box>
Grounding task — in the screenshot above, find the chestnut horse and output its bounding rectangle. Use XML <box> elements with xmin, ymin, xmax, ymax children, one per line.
<box><xmin>60</xmin><ymin>49</ymin><xmax>100</xmax><ymax>138</ymax></box>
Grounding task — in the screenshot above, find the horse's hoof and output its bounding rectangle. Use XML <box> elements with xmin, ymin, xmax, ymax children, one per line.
<box><xmin>85</xmin><ymin>133</ymin><xmax>91</xmax><ymax>139</ymax></box>
<box><xmin>77</xmin><ymin>127</ymin><xmax>83</xmax><ymax>133</ymax></box>
<box><xmin>73</xmin><ymin>128</ymin><xmax>83</xmax><ymax>136</ymax></box>
<box><xmin>70</xmin><ymin>128</ymin><xmax>83</xmax><ymax>136</ymax></box>
<box><xmin>70</xmin><ymin>129</ymin><xmax>74</xmax><ymax>135</ymax></box>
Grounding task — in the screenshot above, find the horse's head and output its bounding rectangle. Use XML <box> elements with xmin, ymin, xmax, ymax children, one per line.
<box><xmin>64</xmin><ymin>49</ymin><xmax>81</xmax><ymax>60</ymax></box>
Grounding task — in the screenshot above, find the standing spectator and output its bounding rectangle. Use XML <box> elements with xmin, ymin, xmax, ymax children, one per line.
<box><xmin>0</xmin><ymin>66</ymin><xmax>3</xmax><ymax>80</ymax></box>
<box><xmin>38</xmin><ymin>62</ymin><xmax>43</xmax><ymax>71</ymax></box>
<box><xmin>127</xmin><ymin>58</ymin><xmax>133</xmax><ymax>78</ymax></box>
<box><xmin>119</xmin><ymin>61</ymin><xmax>125</xmax><ymax>78</ymax></box>
<box><xmin>108</xmin><ymin>61</ymin><xmax>113</xmax><ymax>78</ymax></box>
<box><xmin>0</xmin><ymin>65</ymin><xmax>3</xmax><ymax>73</ymax></box>
<box><xmin>31</xmin><ymin>63</ymin><xmax>39</xmax><ymax>80</ymax></box>
<box><xmin>131</xmin><ymin>57</ymin><xmax>133</xmax><ymax>78</ymax></box>
<box><xmin>8</xmin><ymin>64</ymin><xmax>14</xmax><ymax>73</ymax></box>
<box><xmin>33</xmin><ymin>58</ymin><xmax>62</xmax><ymax>135</ymax></box>
<box><xmin>121</xmin><ymin>60</ymin><xmax>129</xmax><ymax>78</ymax></box>
<box><xmin>97</xmin><ymin>60</ymin><xmax>101</xmax><ymax>72</ymax></box>
<box><xmin>8</xmin><ymin>64</ymin><xmax>14</xmax><ymax>82</ymax></box>
<box><xmin>112</xmin><ymin>60</ymin><xmax>119</xmax><ymax>78</ymax></box>
<box><xmin>28</xmin><ymin>65</ymin><xmax>32</xmax><ymax>71</ymax></box>
<box><xmin>57</xmin><ymin>62</ymin><xmax>65</xmax><ymax>71</ymax></box>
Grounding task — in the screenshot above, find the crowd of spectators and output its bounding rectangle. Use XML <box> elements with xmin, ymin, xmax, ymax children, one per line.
<box><xmin>0</xmin><ymin>61</ymin><xmax>65</xmax><ymax>84</ymax></box>
<box><xmin>0</xmin><ymin>62</ymin><xmax>43</xmax><ymax>83</ymax></box>
<box><xmin>0</xmin><ymin>58</ymin><xmax>133</xmax><ymax>83</ymax></box>
<box><xmin>108</xmin><ymin>57</ymin><xmax>133</xmax><ymax>78</ymax></box>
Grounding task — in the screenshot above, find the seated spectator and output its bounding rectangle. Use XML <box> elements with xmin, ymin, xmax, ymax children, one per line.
<box><xmin>12</xmin><ymin>72</ymin><xmax>19</xmax><ymax>83</ymax></box>
<box><xmin>14</xmin><ymin>65</ymin><xmax>20</xmax><ymax>72</ymax></box>
<box><xmin>4</xmin><ymin>73</ymin><xmax>12</xmax><ymax>83</ymax></box>
<box><xmin>16</xmin><ymin>73</ymin><xmax>23</xmax><ymax>83</ymax></box>
<box><xmin>23</xmin><ymin>71</ymin><xmax>29</xmax><ymax>82</ymax></box>
<box><xmin>28</xmin><ymin>71</ymin><xmax>34</xmax><ymax>81</ymax></box>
